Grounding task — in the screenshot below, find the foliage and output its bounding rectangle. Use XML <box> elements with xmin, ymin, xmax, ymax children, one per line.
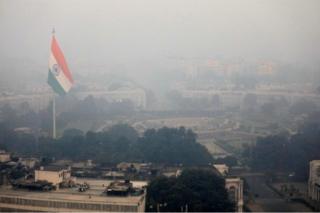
<box><xmin>146</xmin><ymin>168</ymin><xmax>234</xmax><ymax>212</ymax></box>
<box><xmin>0</xmin><ymin>124</ymin><xmax>213</xmax><ymax>166</ymax></box>
<box><xmin>136</xmin><ymin>127</ymin><xmax>213</xmax><ymax>165</ymax></box>
<box><xmin>244</xmin><ymin>114</ymin><xmax>320</xmax><ymax>180</ymax></box>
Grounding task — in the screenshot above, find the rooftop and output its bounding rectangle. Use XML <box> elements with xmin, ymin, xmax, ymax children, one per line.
<box><xmin>0</xmin><ymin>178</ymin><xmax>147</xmax><ymax>205</ymax></box>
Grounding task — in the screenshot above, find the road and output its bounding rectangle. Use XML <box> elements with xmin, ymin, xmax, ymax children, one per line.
<box><xmin>244</xmin><ymin>174</ymin><xmax>313</xmax><ymax>212</ymax></box>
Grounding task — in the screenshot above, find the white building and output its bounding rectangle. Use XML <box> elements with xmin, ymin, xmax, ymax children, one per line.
<box><xmin>214</xmin><ymin>164</ymin><xmax>243</xmax><ymax>212</ymax></box>
<box><xmin>213</xmin><ymin>164</ymin><xmax>229</xmax><ymax>176</ymax></box>
<box><xmin>225</xmin><ymin>177</ymin><xmax>244</xmax><ymax>212</ymax></box>
<box><xmin>308</xmin><ymin>160</ymin><xmax>320</xmax><ymax>202</ymax></box>
<box><xmin>34</xmin><ymin>166</ymin><xmax>71</xmax><ymax>189</ymax></box>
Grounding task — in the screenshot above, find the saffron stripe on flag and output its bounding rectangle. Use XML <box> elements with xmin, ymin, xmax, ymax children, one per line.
<box><xmin>51</xmin><ymin>36</ymin><xmax>74</xmax><ymax>83</ymax></box>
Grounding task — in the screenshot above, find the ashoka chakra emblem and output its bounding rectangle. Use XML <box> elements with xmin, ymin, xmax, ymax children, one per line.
<box><xmin>52</xmin><ymin>64</ymin><xmax>61</xmax><ymax>76</ymax></box>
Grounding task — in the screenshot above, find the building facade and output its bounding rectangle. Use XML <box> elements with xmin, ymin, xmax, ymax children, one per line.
<box><xmin>308</xmin><ymin>160</ymin><xmax>320</xmax><ymax>202</ymax></box>
<box><xmin>34</xmin><ymin>166</ymin><xmax>71</xmax><ymax>188</ymax></box>
<box><xmin>225</xmin><ymin>177</ymin><xmax>244</xmax><ymax>212</ymax></box>
<box><xmin>0</xmin><ymin>191</ymin><xmax>145</xmax><ymax>212</ymax></box>
<box><xmin>213</xmin><ymin>164</ymin><xmax>243</xmax><ymax>212</ymax></box>
<box><xmin>0</xmin><ymin>178</ymin><xmax>146</xmax><ymax>212</ymax></box>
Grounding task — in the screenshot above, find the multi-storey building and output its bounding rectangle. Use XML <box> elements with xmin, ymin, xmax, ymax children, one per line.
<box><xmin>0</xmin><ymin>179</ymin><xmax>146</xmax><ymax>212</ymax></box>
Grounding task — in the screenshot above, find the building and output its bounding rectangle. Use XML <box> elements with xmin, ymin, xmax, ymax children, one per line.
<box><xmin>0</xmin><ymin>93</ymin><xmax>52</xmax><ymax>112</ymax></box>
<box><xmin>76</xmin><ymin>88</ymin><xmax>147</xmax><ymax>109</ymax></box>
<box><xmin>72</xmin><ymin>160</ymin><xmax>95</xmax><ymax>170</ymax></box>
<box><xmin>19</xmin><ymin>158</ymin><xmax>39</xmax><ymax>169</ymax></box>
<box><xmin>0</xmin><ymin>151</ymin><xmax>10</xmax><ymax>163</ymax></box>
<box><xmin>106</xmin><ymin>180</ymin><xmax>133</xmax><ymax>196</ymax></box>
<box><xmin>308</xmin><ymin>160</ymin><xmax>320</xmax><ymax>202</ymax></box>
<box><xmin>34</xmin><ymin>166</ymin><xmax>71</xmax><ymax>189</ymax></box>
<box><xmin>117</xmin><ymin>162</ymin><xmax>151</xmax><ymax>173</ymax></box>
<box><xmin>0</xmin><ymin>179</ymin><xmax>146</xmax><ymax>212</ymax></box>
<box><xmin>225</xmin><ymin>177</ymin><xmax>244</xmax><ymax>212</ymax></box>
<box><xmin>214</xmin><ymin>164</ymin><xmax>243</xmax><ymax>212</ymax></box>
<box><xmin>213</xmin><ymin>164</ymin><xmax>229</xmax><ymax>176</ymax></box>
<box><xmin>103</xmin><ymin>171</ymin><xmax>125</xmax><ymax>180</ymax></box>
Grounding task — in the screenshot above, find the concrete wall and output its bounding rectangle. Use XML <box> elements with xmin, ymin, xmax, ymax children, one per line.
<box><xmin>0</xmin><ymin>195</ymin><xmax>141</xmax><ymax>212</ymax></box>
<box><xmin>34</xmin><ymin>170</ymin><xmax>63</xmax><ymax>186</ymax></box>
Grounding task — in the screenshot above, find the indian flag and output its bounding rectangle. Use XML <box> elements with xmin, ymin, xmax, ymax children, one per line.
<box><xmin>48</xmin><ymin>35</ymin><xmax>74</xmax><ymax>96</ymax></box>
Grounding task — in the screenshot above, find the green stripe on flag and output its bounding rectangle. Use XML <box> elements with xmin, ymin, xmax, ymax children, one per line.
<box><xmin>47</xmin><ymin>69</ymin><xmax>67</xmax><ymax>96</ymax></box>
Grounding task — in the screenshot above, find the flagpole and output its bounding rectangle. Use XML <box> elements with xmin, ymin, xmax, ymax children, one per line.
<box><xmin>51</xmin><ymin>27</ymin><xmax>57</xmax><ymax>139</ymax></box>
<box><xmin>51</xmin><ymin>27</ymin><xmax>56</xmax><ymax>139</ymax></box>
<box><xmin>52</xmin><ymin>95</ymin><xmax>56</xmax><ymax>139</ymax></box>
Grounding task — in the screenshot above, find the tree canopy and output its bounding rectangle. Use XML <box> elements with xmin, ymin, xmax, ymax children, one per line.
<box><xmin>0</xmin><ymin>124</ymin><xmax>213</xmax><ymax>166</ymax></box>
<box><xmin>146</xmin><ymin>168</ymin><xmax>234</xmax><ymax>212</ymax></box>
<box><xmin>243</xmin><ymin>113</ymin><xmax>320</xmax><ymax>180</ymax></box>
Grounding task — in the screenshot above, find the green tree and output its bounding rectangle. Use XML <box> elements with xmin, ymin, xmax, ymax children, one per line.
<box><xmin>136</xmin><ymin>127</ymin><xmax>213</xmax><ymax>165</ymax></box>
<box><xmin>146</xmin><ymin>168</ymin><xmax>234</xmax><ymax>212</ymax></box>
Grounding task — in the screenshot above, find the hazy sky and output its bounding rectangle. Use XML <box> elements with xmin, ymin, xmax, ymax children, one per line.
<box><xmin>1</xmin><ymin>0</ymin><xmax>320</xmax><ymax>85</ymax></box>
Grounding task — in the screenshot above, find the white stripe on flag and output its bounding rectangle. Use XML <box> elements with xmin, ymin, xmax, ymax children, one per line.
<box><xmin>49</xmin><ymin>53</ymin><xmax>73</xmax><ymax>93</ymax></box>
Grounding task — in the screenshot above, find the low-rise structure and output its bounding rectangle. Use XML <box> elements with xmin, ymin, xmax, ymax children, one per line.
<box><xmin>0</xmin><ymin>151</ymin><xmax>10</xmax><ymax>163</ymax></box>
<box><xmin>34</xmin><ymin>165</ymin><xmax>71</xmax><ymax>189</ymax></box>
<box><xmin>225</xmin><ymin>177</ymin><xmax>244</xmax><ymax>212</ymax></box>
<box><xmin>19</xmin><ymin>158</ymin><xmax>39</xmax><ymax>169</ymax></box>
<box><xmin>72</xmin><ymin>160</ymin><xmax>95</xmax><ymax>170</ymax></box>
<box><xmin>213</xmin><ymin>164</ymin><xmax>229</xmax><ymax>176</ymax></box>
<box><xmin>106</xmin><ymin>180</ymin><xmax>133</xmax><ymax>196</ymax></box>
<box><xmin>308</xmin><ymin>160</ymin><xmax>320</xmax><ymax>202</ymax></box>
<box><xmin>117</xmin><ymin>162</ymin><xmax>150</xmax><ymax>173</ymax></box>
<box><xmin>103</xmin><ymin>171</ymin><xmax>125</xmax><ymax>180</ymax></box>
<box><xmin>0</xmin><ymin>179</ymin><xmax>146</xmax><ymax>212</ymax></box>
<box><xmin>214</xmin><ymin>164</ymin><xmax>243</xmax><ymax>212</ymax></box>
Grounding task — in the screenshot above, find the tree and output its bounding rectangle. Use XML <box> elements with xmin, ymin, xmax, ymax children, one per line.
<box><xmin>0</xmin><ymin>124</ymin><xmax>212</xmax><ymax>166</ymax></box>
<box><xmin>108</xmin><ymin>124</ymin><xmax>138</xmax><ymax>142</ymax></box>
<box><xmin>136</xmin><ymin>127</ymin><xmax>213</xmax><ymax>165</ymax></box>
<box><xmin>146</xmin><ymin>168</ymin><xmax>234</xmax><ymax>212</ymax></box>
<box><xmin>246</xmin><ymin>119</ymin><xmax>320</xmax><ymax>180</ymax></box>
